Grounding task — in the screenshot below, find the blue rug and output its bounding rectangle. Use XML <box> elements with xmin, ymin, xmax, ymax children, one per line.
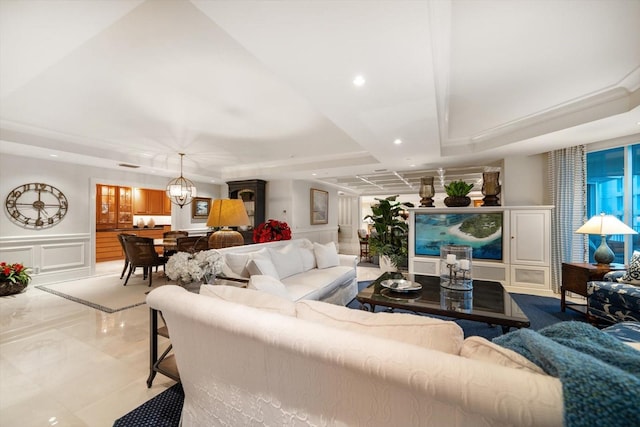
<box><xmin>113</xmin><ymin>383</ymin><xmax>183</xmax><ymax>427</ymax></box>
<box><xmin>114</xmin><ymin>283</ymin><xmax>583</xmax><ymax>425</ymax></box>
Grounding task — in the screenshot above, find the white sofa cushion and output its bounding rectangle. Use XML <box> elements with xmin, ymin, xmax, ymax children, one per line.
<box><xmin>199</xmin><ymin>284</ymin><xmax>296</xmax><ymax>316</ymax></box>
<box><xmin>460</xmin><ymin>336</ymin><xmax>546</xmax><ymax>374</ymax></box>
<box><xmin>281</xmin><ymin>266</ymin><xmax>355</xmax><ymax>301</ymax></box>
<box><xmin>225</xmin><ymin>248</ymin><xmax>270</xmax><ymax>278</ymax></box>
<box><xmin>298</xmin><ymin>246</ymin><xmax>317</xmax><ymax>271</ymax></box>
<box><xmin>246</xmin><ymin>258</ymin><xmax>279</xmax><ymax>279</ymax></box>
<box><xmin>295</xmin><ymin>299</ymin><xmax>464</xmax><ymax>354</ymax></box>
<box><xmin>313</xmin><ymin>241</ymin><xmax>339</xmax><ymax>269</ymax></box>
<box><xmin>268</xmin><ymin>244</ymin><xmax>304</xmax><ymax>279</ymax></box>
<box><xmin>248</xmin><ymin>275</ymin><xmax>292</xmax><ymax>300</ymax></box>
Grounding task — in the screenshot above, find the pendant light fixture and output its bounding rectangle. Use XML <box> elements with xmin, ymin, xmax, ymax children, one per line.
<box><xmin>166</xmin><ymin>153</ymin><xmax>197</xmax><ymax>208</ymax></box>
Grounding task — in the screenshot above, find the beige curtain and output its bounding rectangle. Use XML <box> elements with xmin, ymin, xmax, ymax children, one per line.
<box><xmin>547</xmin><ymin>146</ymin><xmax>587</xmax><ymax>293</ymax></box>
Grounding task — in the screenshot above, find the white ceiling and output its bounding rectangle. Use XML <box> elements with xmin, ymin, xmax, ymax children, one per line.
<box><xmin>1</xmin><ymin>0</ymin><xmax>639</xmax><ymax>195</ymax></box>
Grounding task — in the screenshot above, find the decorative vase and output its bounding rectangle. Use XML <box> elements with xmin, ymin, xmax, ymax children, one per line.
<box><xmin>137</xmin><ymin>218</ymin><xmax>145</xmax><ymax>228</ymax></box>
<box><xmin>481</xmin><ymin>172</ymin><xmax>501</xmax><ymax>206</ymax></box>
<box><xmin>419</xmin><ymin>176</ymin><xmax>435</xmax><ymax>207</ymax></box>
<box><xmin>444</xmin><ymin>196</ymin><xmax>471</xmax><ymax>207</ymax></box>
<box><xmin>147</xmin><ymin>217</ymin><xmax>156</xmax><ymax>228</ymax></box>
<box><xmin>0</xmin><ymin>280</ymin><xmax>28</xmax><ymax>296</ymax></box>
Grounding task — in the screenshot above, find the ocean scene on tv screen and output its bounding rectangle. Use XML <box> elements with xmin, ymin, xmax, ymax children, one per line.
<box><xmin>415</xmin><ymin>213</ymin><xmax>503</xmax><ymax>260</ymax></box>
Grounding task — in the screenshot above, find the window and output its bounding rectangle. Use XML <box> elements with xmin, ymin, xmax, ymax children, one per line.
<box><xmin>586</xmin><ymin>144</ymin><xmax>639</xmax><ymax>264</ymax></box>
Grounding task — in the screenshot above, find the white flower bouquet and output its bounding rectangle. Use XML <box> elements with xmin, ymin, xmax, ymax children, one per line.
<box><xmin>166</xmin><ymin>249</ymin><xmax>224</xmax><ymax>284</ymax></box>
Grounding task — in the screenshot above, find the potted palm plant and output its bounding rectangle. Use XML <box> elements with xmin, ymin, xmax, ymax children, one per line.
<box><xmin>444</xmin><ymin>180</ymin><xmax>474</xmax><ymax>207</ymax></box>
<box><xmin>364</xmin><ymin>196</ymin><xmax>414</xmax><ymax>271</ymax></box>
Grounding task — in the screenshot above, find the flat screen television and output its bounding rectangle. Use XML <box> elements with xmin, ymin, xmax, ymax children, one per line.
<box><xmin>414</xmin><ymin>212</ymin><xmax>503</xmax><ymax>261</ymax></box>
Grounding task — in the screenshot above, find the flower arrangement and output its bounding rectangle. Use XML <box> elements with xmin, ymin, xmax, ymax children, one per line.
<box><xmin>166</xmin><ymin>249</ymin><xmax>224</xmax><ymax>284</ymax></box>
<box><xmin>253</xmin><ymin>219</ymin><xmax>292</xmax><ymax>243</ymax></box>
<box><xmin>0</xmin><ymin>262</ymin><xmax>31</xmax><ymax>296</ymax></box>
<box><xmin>1</xmin><ymin>262</ymin><xmax>31</xmax><ymax>285</ymax></box>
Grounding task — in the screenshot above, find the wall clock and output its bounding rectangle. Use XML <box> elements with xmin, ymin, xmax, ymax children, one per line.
<box><xmin>5</xmin><ymin>182</ymin><xmax>69</xmax><ymax>228</ymax></box>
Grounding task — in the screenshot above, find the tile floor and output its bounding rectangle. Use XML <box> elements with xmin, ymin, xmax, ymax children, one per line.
<box><xmin>0</xmin><ymin>260</ymin><xmax>382</xmax><ymax>426</ymax></box>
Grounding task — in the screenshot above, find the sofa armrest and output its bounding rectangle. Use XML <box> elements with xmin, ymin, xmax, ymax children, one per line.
<box><xmin>604</xmin><ymin>271</ymin><xmax>626</xmax><ymax>282</ymax></box>
<box><xmin>338</xmin><ymin>254</ymin><xmax>358</xmax><ymax>269</ymax></box>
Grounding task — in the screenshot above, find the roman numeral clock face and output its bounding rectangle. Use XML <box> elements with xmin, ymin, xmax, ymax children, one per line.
<box><xmin>5</xmin><ymin>183</ymin><xmax>68</xmax><ymax>228</ymax></box>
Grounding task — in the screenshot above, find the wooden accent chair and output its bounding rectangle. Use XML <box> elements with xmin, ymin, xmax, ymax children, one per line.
<box><xmin>123</xmin><ymin>236</ymin><xmax>168</xmax><ymax>287</ymax></box>
<box><xmin>162</xmin><ymin>230</ymin><xmax>189</xmax><ymax>257</ymax></box>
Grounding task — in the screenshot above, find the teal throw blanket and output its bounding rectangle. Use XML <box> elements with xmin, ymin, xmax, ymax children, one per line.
<box><xmin>493</xmin><ymin>321</ymin><xmax>640</xmax><ymax>427</ymax></box>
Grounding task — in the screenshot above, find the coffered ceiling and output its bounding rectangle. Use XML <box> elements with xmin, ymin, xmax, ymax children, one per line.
<box><xmin>1</xmin><ymin>0</ymin><xmax>639</xmax><ymax>195</ymax></box>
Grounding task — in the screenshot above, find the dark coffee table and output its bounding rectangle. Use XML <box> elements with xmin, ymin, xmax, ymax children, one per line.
<box><xmin>356</xmin><ymin>272</ymin><xmax>530</xmax><ymax>333</ymax></box>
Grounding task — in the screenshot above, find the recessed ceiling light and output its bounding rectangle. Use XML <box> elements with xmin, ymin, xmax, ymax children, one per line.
<box><xmin>393</xmin><ymin>139</ymin><xmax>402</xmax><ymax>145</ymax></box>
<box><xmin>353</xmin><ymin>74</ymin><xmax>366</xmax><ymax>87</ymax></box>
<box><xmin>49</xmin><ymin>154</ymin><xmax>58</xmax><ymax>157</ymax></box>
<box><xmin>312</xmin><ymin>173</ymin><xmax>317</xmax><ymax>176</ymax></box>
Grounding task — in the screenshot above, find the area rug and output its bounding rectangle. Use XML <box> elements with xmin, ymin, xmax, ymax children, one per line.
<box><xmin>113</xmin><ymin>383</ymin><xmax>183</xmax><ymax>427</ymax></box>
<box><xmin>35</xmin><ymin>271</ymin><xmax>169</xmax><ymax>313</ymax></box>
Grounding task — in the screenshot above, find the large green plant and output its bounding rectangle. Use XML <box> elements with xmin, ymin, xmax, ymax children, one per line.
<box><xmin>364</xmin><ymin>195</ymin><xmax>414</xmax><ymax>270</ymax></box>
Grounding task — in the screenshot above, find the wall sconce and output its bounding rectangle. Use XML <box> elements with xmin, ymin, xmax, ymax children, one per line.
<box><xmin>419</xmin><ymin>176</ymin><xmax>435</xmax><ymax>207</ymax></box>
<box><xmin>481</xmin><ymin>171</ymin><xmax>501</xmax><ymax>206</ymax></box>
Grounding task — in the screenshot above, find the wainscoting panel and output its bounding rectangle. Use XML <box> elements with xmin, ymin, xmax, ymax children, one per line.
<box><xmin>0</xmin><ymin>233</ymin><xmax>92</xmax><ymax>285</ymax></box>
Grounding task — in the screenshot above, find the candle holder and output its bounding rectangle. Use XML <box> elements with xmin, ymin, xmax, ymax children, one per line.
<box><xmin>440</xmin><ymin>244</ymin><xmax>473</xmax><ymax>290</ymax></box>
<box><xmin>419</xmin><ymin>176</ymin><xmax>435</xmax><ymax>207</ymax></box>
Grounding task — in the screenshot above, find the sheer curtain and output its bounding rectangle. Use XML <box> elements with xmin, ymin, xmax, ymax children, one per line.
<box><xmin>547</xmin><ymin>146</ymin><xmax>587</xmax><ymax>293</ymax></box>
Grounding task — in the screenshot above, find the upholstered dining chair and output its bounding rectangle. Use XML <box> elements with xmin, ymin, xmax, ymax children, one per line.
<box><xmin>162</xmin><ymin>230</ymin><xmax>189</xmax><ymax>257</ymax></box>
<box><xmin>176</xmin><ymin>236</ymin><xmax>209</xmax><ymax>254</ymax></box>
<box><xmin>117</xmin><ymin>233</ymin><xmax>137</xmax><ymax>279</ymax></box>
<box><xmin>123</xmin><ymin>236</ymin><xmax>168</xmax><ymax>287</ymax></box>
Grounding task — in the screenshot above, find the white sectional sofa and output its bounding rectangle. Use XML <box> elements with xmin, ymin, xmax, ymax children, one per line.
<box><xmin>215</xmin><ymin>238</ymin><xmax>358</xmax><ymax>306</ymax></box>
<box><xmin>147</xmin><ymin>285</ymin><xmax>564</xmax><ymax>427</ymax></box>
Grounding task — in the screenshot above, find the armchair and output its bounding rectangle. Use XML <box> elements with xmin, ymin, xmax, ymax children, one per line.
<box><xmin>587</xmin><ymin>270</ymin><xmax>640</xmax><ymax>324</ymax></box>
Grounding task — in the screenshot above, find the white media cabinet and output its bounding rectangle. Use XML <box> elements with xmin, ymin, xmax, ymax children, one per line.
<box><xmin>408</xmin><ymin>206</ymin><xmax>553</xmax><ymax>294</ymax></box>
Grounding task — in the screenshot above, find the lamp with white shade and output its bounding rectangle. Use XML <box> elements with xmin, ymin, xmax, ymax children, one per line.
<box><xmin>575</xmin><ymin>213</ymin><xmax>638</xmax><ymax>265</ymax></box>
<box><xmin>206</xmin><ymin>199</ymin><xmax>251</xmax><ymax>249</ymax></box>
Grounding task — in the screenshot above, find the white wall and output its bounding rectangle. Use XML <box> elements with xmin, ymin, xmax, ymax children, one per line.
<box><xmin>502</xmin><ymin>154</ymin><xmax>547</xmax><ymax>206</ymax></box>
<box><xmin>0</xmin><ymin>154</ymin><xmax>222</xmax><ymax>284</ymax></box>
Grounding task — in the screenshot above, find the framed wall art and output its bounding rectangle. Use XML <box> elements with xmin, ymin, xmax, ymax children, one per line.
<box><xmin>192</xmin><ymin>197</ymin><xmax>211</xmax><ymax>219</ymax></box>
<box><xmin>310</xmin><ymin>188</ymin><xmax>328</xmax><ymax>225</ymax></box>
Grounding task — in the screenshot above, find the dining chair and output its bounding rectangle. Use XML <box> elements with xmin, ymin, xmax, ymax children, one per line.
<box><xmin>176</xmin><ymin>236</ymin><xmax>209</xmax><ymax>254</ymax></box>
<box><xmin>123</xmin><ymin>236</ymin><xmax>168</xmax><ymax>287</ymax></box>
<box><xmin>117</xmin><ymin>233</ymin><xmax>137</xmax><ymax>279</ymax></box>
<box><xmin>162</xmin><ymin>231</ymin><xmax>188</xmax><ymax>257</ymax></box>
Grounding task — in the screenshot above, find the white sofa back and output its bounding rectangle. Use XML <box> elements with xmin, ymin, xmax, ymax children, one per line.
<box><xmin>147</xmin><ymin>286</ymin><xmax>564</xmax><ymax>427</ymax></box>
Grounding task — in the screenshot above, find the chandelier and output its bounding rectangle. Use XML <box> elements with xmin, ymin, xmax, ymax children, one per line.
<box><xmin>166</xmin><ymin>153</ymin><xmax>197</xmax><ymax>208</ymax></box>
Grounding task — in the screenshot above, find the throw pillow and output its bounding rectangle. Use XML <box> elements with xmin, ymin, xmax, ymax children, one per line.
<box><xmin>299</xmin><ymin>246</ymin><xmax>317</xmax><ymax>271</ymax></box>
<box><xmin>199</xmin><ymin>284</ymin><xmax>296</xmax><ymax>316</ymax></box>
<box><xmin>295</xmin><ymin>300</ymin><xmax>464</xmax><ymax>355</ymax></box>
<box><xmin>224</xmin><ymin>253</ymin><xmax>251</xmax><ymax>278</ymax></box>
<box><xmin>313</xmin><ymin>241</ymin><xmax>340</xmax><ymax>269</ymax></box>
<box><xmin>268</xmin><ymin>244</ymin><xmax>304</xmax><ymax>279</ymax></box>
<box><xmin>618</xmin><ymin>251</ymin><xmax>640</xmax><ymax>285</ymax></box>
<box><xmin>460</xmin><ymin>336</ymin><xmax>546</xmax><ymax>375</ymax></box>
<box><xmin>248</xmin><ymin>275</ymin><xmax>292</xmax><ymax>300</ymax></box>
<box><xmin>246</xmin><ymin>258</ymin><xmax>280</xmax><ymax>279</ymax></box>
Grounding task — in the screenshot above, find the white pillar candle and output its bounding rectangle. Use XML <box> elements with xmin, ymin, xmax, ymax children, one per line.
<box><xmin>459</xmin><ymin>259</ymin><xmax>470</xmax><ymax>270</ymax></box>
<box><xmin>446</xmin><ymin>254</ymin><xmax>457</xmax><ymax>264</ymax></box>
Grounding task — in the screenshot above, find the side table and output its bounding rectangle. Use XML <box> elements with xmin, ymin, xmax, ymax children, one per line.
<box><xmin>561</xmin><ymin>262</ymin><xmax>626</xmax><ymax>315</ymax></box>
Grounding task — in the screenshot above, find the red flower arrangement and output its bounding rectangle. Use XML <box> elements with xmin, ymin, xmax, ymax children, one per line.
<box><xmin>253</xmin><ymin>219</ymin><xmax>292</xmax><ymax>243</ymax></box>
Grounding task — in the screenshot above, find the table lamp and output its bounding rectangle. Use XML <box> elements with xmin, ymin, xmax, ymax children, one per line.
<box><xmin>575</xmin><ymin>213</ymin><xmax>637</xmax><ymax>265</ymax></box>
<box><xmin>207</xmin><ymin>199</ymin><xmax>250</xmax><ymax>249</ymax></box>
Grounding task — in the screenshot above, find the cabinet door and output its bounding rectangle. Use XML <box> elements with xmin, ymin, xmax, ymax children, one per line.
<box><xmin>163</xmin><ymin>191</ymin><xmax>172</xmax><ymax>215</ymax></box>
<box><xmin>510</xmin><ymin>210</ymin><xmax>550</xmax><ymax>265</ymax></box>
<box><xmin>148</xmin><ymin>190</ymin><xmax>164</xmax><ymax>215</ymax></box>
<box><xmin>96</xmin><ymin>185</ymin><xmax>117</xmax><ymax>229</ymax></box>
<box><xmin>117</xmin><ymin>186</ymin><xmax>133</xmax><ymax>228</ymax></box>
<box><xmin>133</xmin><ymin>188</ymin><xmax>149</xmax><ymax>214</ymax></box>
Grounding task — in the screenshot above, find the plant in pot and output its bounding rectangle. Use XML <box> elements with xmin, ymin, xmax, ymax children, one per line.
<box><xmin>444</xmin><ymin>180</ymin><xmax>474</xmax><ymax>207</ymax></box>
<box><xmin>0</xmin><ymin>262</ymin><xmax>31</xmax><ymax>296</ymax></box>
<box><xmin>364</xmin><ymin>195</ymin><xmax>414</xmax><ymax>271</ymax></box>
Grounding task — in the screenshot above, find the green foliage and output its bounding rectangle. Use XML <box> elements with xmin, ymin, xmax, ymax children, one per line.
<box><xmin>444</xmin><ymin>180</ymin><xmax>474</xmax><ymax>197</ymax></box>
<box><xmin>364</xmin><ymin>195</ymin><xmax>414</xmax><ymax>270</ymax></box>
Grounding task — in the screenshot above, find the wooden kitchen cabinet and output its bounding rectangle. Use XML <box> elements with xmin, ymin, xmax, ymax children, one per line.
<box><xmin>96</xmin><ymin>184</ymin><xmax>117</xmax><ymax>230</ymax></box>
<box><xmin>117</xmin><ymin>186</ymin><xmax>133</xmax><ymax>228</ymax></box>
<box><xmin>134</xmin><ymin>188</ymin><xmax>171</xmax><ymax>215</ymax></box>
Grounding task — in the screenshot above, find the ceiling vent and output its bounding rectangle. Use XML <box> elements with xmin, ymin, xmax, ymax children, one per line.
<box><xmin>118</xmin><ymin>163</ymin><xmax>140</xmax><ymax>169</ymax></box>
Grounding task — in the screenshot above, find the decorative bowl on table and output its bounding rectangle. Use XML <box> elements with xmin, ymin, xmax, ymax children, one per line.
<box><xmin>380</xmin><ymin>278</ymin><xmax>422</xmax><ymax>293</ymax></box>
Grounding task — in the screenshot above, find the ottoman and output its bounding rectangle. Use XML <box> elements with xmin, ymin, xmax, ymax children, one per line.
<box><xmin>587</xmin><ymin>279</ymin><xmax>640</xmax><ymax>324</ymax></box>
